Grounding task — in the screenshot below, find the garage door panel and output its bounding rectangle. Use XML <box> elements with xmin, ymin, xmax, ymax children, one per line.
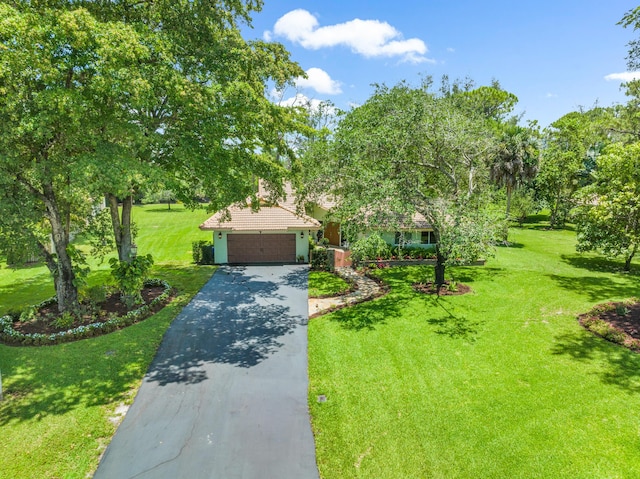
<box><xmin>227</xmin><ymin>234</ymin><xmax>296</xmax><ymax>263</ymax></box>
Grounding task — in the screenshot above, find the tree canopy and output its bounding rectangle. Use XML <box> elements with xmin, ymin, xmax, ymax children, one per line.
<box><xmin>0</xmin><ymin>1</ymin><xmax>305</xmax><ymax>311</ymax></box>
<box><xmin>303</xmin><ymin>80</ymin><xmax>504</xmax><ymax>285</ymax></box>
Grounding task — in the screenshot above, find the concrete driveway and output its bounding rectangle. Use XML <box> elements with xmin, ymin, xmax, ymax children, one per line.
<box><xmin>94</xmin><ymin>265</ymin><xmax>319</xmax><ymax>479</ymax></box>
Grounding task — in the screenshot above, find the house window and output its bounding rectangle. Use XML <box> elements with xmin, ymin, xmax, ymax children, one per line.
<box><xmin>421</xmin><ymin>230</ymin><xmax>435</xmax><ymax>244</ymax></box>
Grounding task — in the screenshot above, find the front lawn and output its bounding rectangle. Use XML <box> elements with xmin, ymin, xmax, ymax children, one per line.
<box><xmin>309</xmin><ymin>224</ymin><xmax>640</xmax><ymax>478</ymax></box>
<box><xmin>309</xmin><ymin>271</ymin><xmax>352</xmax><ymax>298</ymax></box>
<box><xmin>0</xmin><ymin>204</ymin><xmax>215</xmax><ymax>479</ymax></box>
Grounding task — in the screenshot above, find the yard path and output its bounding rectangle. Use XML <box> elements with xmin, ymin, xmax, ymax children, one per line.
<box><xmin>308</xmin><ymin>267</ymin><xmax>384</xmax><ymax>317</ymax></box>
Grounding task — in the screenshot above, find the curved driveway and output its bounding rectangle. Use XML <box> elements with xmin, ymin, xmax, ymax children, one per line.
<box><xmin>94</xmin><ymin>265</ymin><xmax>319</xmax><ymax>479</ymax></box>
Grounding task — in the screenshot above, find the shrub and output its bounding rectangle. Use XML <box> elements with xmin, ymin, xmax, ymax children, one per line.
<box><xmin>81</xmin><ymin>285</ymin><xmax>108</xmax><ymax>305</ymax></box>
<box><xmin>350</xmin><ymin>233</ymin><xmax>392</xmax><ymax>264</ymax></box>
<box><xmin>311</xmin><ymin>246</ymin><xmax>330</xmax><ymax>271</ymax></box>
<box><xmin>109</xmin><ymin>254</ymin><xmax>154</xmax><ymax>308</ymax></box>
<box><xmin>53</xmin><ymin>311</ymin><xmax>75</xmax><ymax>330</ymax></box>
<box><xmin>192</xmin><ymin>240</ymin><xmax>214</xmax><ymax>264</ymax></box>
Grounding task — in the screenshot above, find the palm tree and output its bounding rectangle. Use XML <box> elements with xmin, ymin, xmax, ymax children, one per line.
<box><xmin>490</xmin><ymin>124</ymin><xmax>539</xmax><ymax>218</ymax></box>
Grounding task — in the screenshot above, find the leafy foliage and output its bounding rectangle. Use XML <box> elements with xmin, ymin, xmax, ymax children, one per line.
<box><xmin>109</xmin><ymin>254</ymin><xmax>155</xmax><ymax>307</ymax></box>
<box><xmin>350</xmin><ymin>233</ymin><xmax>393</xmax><ymax>264</ymax></box>
<box><xmin>306</xmin><ymin>80</ymin><xmax>502</xmax><ymax>284</ymax></box>
<box><xmin>576</xmin><ymin>142</ymin><xmax>640</xmax><ymax>270</ymax></box>
<box><xmin>192</xmin><ymin>241</ymin><xmax>215</xmax><ymax>265</ymax></box>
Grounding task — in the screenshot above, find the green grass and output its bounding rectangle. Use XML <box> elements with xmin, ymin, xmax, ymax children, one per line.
<box><xmin>0</xmin><ymin>204</ymin><xmax>212</xmax><ymax>316</ymax></box>
<box><xmin>309</xmin><ymin>271</ymin><xmax>351</xmax><ymax>297</ymax></box>
<box><xmin>0</xmin><ymin>204</ymin><xmax>215</xmax><ymax>479</ymax></box>
<box><xmin>309</xmin><ymin>223</ymin><xmax>640</xmax><ymax>478</ymax></box>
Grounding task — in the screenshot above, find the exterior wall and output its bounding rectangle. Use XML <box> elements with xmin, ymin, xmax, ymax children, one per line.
<box><xmin>213</xmin><ymin>231</ymin><xmax>228</xmax><ymax>264</ymax></box>
<box><xmin>213</xmin><ymin>230</ymin><xmax>312</xmax><ymax>264</ymax></box>
<box><xmin>309</xmin><ymin>205</ymin><xmax>329</xmax><ymax>222</ymax></box>
<box><xmin>378</xmin><ymin>230</ymin><xmax>434</xmax><ymax>247</ymax></box>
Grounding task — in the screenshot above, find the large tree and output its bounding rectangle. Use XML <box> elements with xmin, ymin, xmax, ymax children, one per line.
<box><xmin>72</xmin><ymin>0</ymin><xmax>306</xmax><ymax>261</ymax></box>
<box><xmin>490</xmin><ymin>122</ymin><xmax>539</xmax><ymax>218</ymax></box>
<box><xmin>576</xmin><ymin>142</ymin><xmax>640</xmax><ymax>271</ymax></box>
<box><xmin>537</xmin><ymin>109</ymin><xmax>609</xmax><ymax>228</ymax></box>
<box><xmin>0</xmin><ymin>5</ymin><xmax>149</xmax><ymax>311</ymax></box>
<box><xmin>306</xmin><ymin>81</ymin><xmax>501</xmax><ymax>286</ymax></box>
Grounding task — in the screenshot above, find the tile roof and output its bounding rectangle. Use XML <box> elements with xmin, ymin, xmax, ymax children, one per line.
<box><xmin>200</xmin><ymin>201</ymin><xmax>321</xmax><ymax>231</ymax></box>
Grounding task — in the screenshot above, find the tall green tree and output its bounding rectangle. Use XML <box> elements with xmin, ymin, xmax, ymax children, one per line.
<box><xmin>0</xmin><ymin>5</ymin><xmax>150</xmax><ymax>311</ymax></box>
<box><xmin>619</xmin><ymin>6</ymin><xmax>640</xmax><ymax>70</ymax></box>
<box><xmin>537</xmin><ymin>109</ymin><xmax>608</xmax><ymax>228</ymax></box>
<box><xmin>306</xmin><ymin>81</ymin><xmax>502</xmax><ymax>286</ymax></box>
<box><xmin>490</xmin><ymin>123</ymin><xmax>540</xmax><ymax>218</ymax></box>
<box><xmin>576</xmin><ymin>142</ymin><xmax>640</xmax><ymax>271</ymax></box>
<box><xmin>76</xmin><ymin>0</ymin><xmax>306</xmax><ymax>262</ymax></box>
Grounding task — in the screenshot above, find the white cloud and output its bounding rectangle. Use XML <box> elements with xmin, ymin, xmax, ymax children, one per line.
<box><xmin>296</xmin><ymin>67</ymin><xmax>342</xmax><ymax>95</ymax></box>
<box><xmin>605</xmin><ymin>71</ymin><xmax>640</xmax><ymax>82</ymax></box>
<box><xmin>270</xmin><ymin>9</ymin><xmax>431</xmax><ymax>64</ymax></box>
<box><xmin>545</xmin><ymin>93</ymin><xmax>558</xmax><ymax>98</ymax></box>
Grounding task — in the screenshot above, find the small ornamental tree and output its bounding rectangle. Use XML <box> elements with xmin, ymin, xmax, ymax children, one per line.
<box><xmin>109</xmin><ymin>254</ymin><xmax>155</xmax><ymax>308</ymax></box>
<box><xmin>576</xmin><ymin>142</ymin><xmax>640</xmax><ymax>271</ymax></box>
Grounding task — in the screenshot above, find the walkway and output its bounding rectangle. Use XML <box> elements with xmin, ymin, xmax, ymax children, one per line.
<box><xmin>94</xmin><ymin>265</ymin><xmax>319</xmax><ymax>479</ymax></box>
<box><xmin>308</xmin><ymin>267</ymin><xmax>384</xmax><ymax>317</ymax></box>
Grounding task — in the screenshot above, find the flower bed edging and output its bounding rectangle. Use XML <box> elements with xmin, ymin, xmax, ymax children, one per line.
<box><xmin>0</xmin><ymin>279</ymin><xmax>172</xmax><ymax>346</ymax></box>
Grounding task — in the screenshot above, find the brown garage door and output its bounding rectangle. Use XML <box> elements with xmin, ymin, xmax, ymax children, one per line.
<box><xmin>227</xmin><ymin>234</ymin><xmax>296</xmax><ymax>264</ymax></box>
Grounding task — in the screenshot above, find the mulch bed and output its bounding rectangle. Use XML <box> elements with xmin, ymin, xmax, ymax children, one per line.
<box><xmin>592</xmin><ymin>302</ymin><xmax>640</xmax><ymax>340</ymax></box>
<box><xmin>578</xmin><ymin>300</ymin><xmax>640</xmax><ymax>351</ymax></box>
<box><xmin>412</xmin><ymin>281</ymin><xmax>472</xmax><ymax>296</ymax></box>
<box><xmin>12</xmin><ymin>285</ymin><xmax>170</xmax><ymax>336</ymax></box>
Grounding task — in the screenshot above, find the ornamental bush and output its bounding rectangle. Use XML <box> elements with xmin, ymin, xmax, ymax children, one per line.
<box><xmin>109</xmin><ymin>254</ymin><xmax>154</xmax><ymax>308</ymax></box>
<box><xmin>350</xmin><ymin>233</ymin><xmax>392</xmax><ymax>264</ymax></box>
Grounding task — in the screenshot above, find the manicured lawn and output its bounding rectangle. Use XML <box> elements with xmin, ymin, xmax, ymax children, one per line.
<box><xmin>309</xmin><ymin>271</ymin><xmax>351</xmax><ymax>297</ymax></box>
<box><xmin>0</xmin><ymin>204</ymin><xmax>215</xmax><ymax>479</ymax></box>
<box><xmin>309</xmin><ymin>223</ymin><xmax>640</xmax><ymax>478</ymax></box>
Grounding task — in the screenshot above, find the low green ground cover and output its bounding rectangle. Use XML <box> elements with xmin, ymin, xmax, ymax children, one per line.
<box><xmin>0</xmin><ymin>204</ymin><xmax>215</xmax><ymax>478</ymax></box>
<box><xmin>309</xmin><ymin>271</ymin><xmax>352</xmax><ymax>298</ymax></box>
<box><xmin>309</xmin><ymin>222</ymin><xmax>640</xmax><ymax>478</ymax></box>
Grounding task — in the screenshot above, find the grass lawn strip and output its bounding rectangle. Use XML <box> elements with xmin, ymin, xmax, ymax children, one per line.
<box><xmin>309</xmin><ymin>224</ymin><xmax>640</xmax><ymax>478</ymax></box>
<box><xmin>309</xmin><ymin>271</ymin><xmax>352</xmax><ymax>298</ymax></box>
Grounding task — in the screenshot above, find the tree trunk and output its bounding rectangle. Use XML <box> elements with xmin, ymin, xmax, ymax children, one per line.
<box><xmin>108</xmin><ymin>193</ymin><xmax>134</xmax><ymax>262</ymax></box>
<box><xmin>43</xmin><ymin>185</ymin><xmax>78</xmax><ymax>313</ymax></box>
<box><xmin>435</xmin><ymin>252</ymin><xmax>446</xmax><ymax>289</ymax></box>
<box><xmin>624</xmin><ymin>244</ymin><xmax>637</xmax><ymax>272</ymax></box>
<box><xmin>505</xmin><ymin>185</ymin><xmax>513</xmax><ymax>219</ymax></box>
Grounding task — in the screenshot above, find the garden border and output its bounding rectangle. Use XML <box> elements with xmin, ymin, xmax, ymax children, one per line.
<box><xmin>0</xmin><ymin>279</ymin><xmax>172</xmax><ymax>346</ymax></box>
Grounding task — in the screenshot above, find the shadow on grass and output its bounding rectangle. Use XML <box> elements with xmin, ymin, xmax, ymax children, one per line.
<box><xmin>0</xmin><ymin>308</ymin><xmax>177</xmax><ymax>426</ymax></box>
<box><xmin>496</xmin><ymin>242</ymin><xmax>525</xmax><ymax>249</ymax></box>
<box><xmin>551</xmin><ymin>330</ymin><xmax>640</xmax><ymax>394</ymax></box>
<box><xmin>421</xmin><ymin>295</ymin><xmax>482</xmax><ymax>341</ymax></box>
<box><xmin>327</xmin><ymin>296</ymin><xmax>399</xmax><ymax>331</ymax></box>
<box><xmin>0</xmin><ymin>265</ymin><xmax>215</xmax><ymax>425</ymax></box>
<box><xmin>547</xmin><ymin>273</ymin><xmax>639</xmax><ymax>303</ymax></box>
<box><xmin>560</xmin><ymin>254</ymin><xmax>637</xmax><ymax>275</ymax></box>
<box><xmin>452</xmin><ymin>266</ymin><xmax>506</xmax><ymax>285</ymax></box>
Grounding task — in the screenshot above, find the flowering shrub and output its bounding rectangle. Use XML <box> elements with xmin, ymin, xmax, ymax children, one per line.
<box><xmin>0</xmin><ymin>279</ymin><xmax>171</xmax><ymax>346</ymax></box>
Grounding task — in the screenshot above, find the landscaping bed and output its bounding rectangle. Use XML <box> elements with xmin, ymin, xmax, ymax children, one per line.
<box><xmin>0</xmin><ymin>279</ymin><xmax>173</xmax><ymax>346</ymax></box>
<box><xmin>578</xmin><ymin>299</ymin><xmax>640</xmax><ymax>351</ymax></box>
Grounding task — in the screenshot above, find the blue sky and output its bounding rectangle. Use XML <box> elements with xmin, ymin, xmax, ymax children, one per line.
<box><xmin>242</xmin><ymin>1</ymin><xmax>638</xmax><ymax>127</ymax></box>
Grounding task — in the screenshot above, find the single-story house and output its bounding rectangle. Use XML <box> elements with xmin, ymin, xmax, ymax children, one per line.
<box><xmin>308</xmin><ymin>195</ymin><xmax>436</xmax><ymax>249</ymax></box>
<box><xmin>199</xmin><ymin>189</ymin><xmax>321</xmax><ymax>264</ymax></box>
<box><xmin>200</xmin><ymin>181</ymin><xmax>436</xmax><ymax>264</ymax></box>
